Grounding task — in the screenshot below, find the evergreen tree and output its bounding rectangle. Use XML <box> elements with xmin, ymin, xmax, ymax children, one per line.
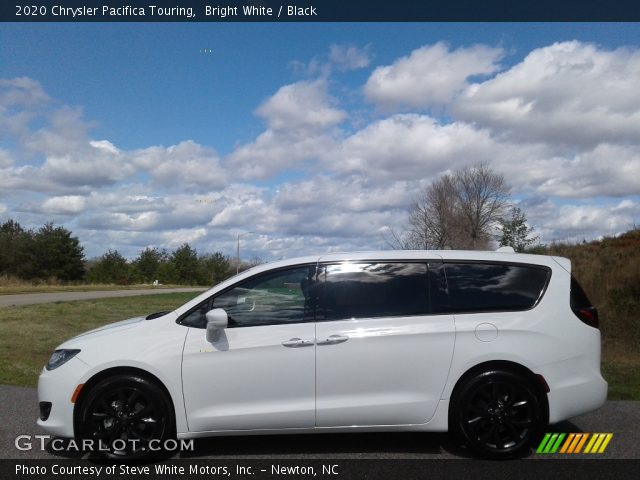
<box><xmin>170</xmin><ymin>243</ymin><xmax>199</xmax><ymax>285</ymax></box>
<box><xmin>33</xmin><ymin>223</ymin><xmax>85</xmax><ymax>281</ymax></box>
<box><xmin>86</xmin><ymin>249</ymin><xmax>130</xmax><ymax>284</ymax></box>
<box><xmin>0</xmin><ymin>219</ymin><xmax>36</xmax><ymax>278</ymax></box>
<box><xmin>499</xmin><ymin>207</ymin><xmax>539</xmax><ymax>252</ymax></box>
<box><xmin>132</xmin><ymin>247</ymin><xmax>166</xmax><ymax>283</ymax></box>
<box><xmin>197</xmin><ymin>252</ymin><xmax>232</xmax><ymax>286</ymax></box>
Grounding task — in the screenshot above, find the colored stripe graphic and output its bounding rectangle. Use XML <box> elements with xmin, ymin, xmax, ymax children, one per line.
<box><xmin>536</xmin><ymin>433</ymin><xmax>552</xmax><ymax>453</ymax></box>
<box><xmin>567</xmin><ymin>433</ymin><xmax>586</xmax><ymax>453</ymax></box>
<box><xmin>537</xmin><ymin>433</ymin><xmax>613</xmax><ymax>454</ymax></box>
<box><xmin>597</xmin><ymin>433</ymin><xmax>613</xmax><ymax>453</ymax></box>
<box><xmin>559</xmin><ymin>433</ymin><xmax>575</xmax><ymax>453</ymax></box>
<box><xmin>584</xmin><ymin>433</ymin><xmax>599</xmax><ymax>453</ymax></box>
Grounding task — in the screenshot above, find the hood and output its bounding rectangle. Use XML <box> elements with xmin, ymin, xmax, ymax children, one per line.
<box><xmin>69</xmin><ymin>316</ymin><xmax>146</xmax><ymax>340</ymax></box>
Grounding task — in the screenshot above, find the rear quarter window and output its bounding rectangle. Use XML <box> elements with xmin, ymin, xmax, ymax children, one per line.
<box><xmin>444</xmin><ymin>262</ymin><xmax>550</xmax><ymax>313</ymax></box>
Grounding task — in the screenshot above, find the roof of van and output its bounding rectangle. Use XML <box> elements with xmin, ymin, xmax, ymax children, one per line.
<box><xmin>246</xmin><ymin>249</ymin><xmax>567</xmax><ymax>273</ymax></box>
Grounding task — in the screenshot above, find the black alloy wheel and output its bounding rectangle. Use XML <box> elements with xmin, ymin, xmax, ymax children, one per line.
<box><xmin>452</xmin><ymin>370</ymin><xmax>544</xmax><ymax>459</ymax></box>
<box><xmin>78</xmin><ymin>375</ymin><xmax>174</xmax><ymax>459</ymax></box>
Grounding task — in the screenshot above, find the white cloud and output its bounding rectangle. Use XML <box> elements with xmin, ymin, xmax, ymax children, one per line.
<box><xmin>255</xmin><ymin>79</ymin><xmax>346</xmax><ymax>132</ymax></box>
<box><xmin>226</xmin><ymin>130</ymin><xmax>334</xmax><ymax>180</ymax></box>
<box><xmin>528</xmin><ymin>200</ymin><xmax>640</xmax><ymax>243</ymax></box>
<box><xmin>455</xmin><ymin>41</ymin><xmax>640</xmax><ymax>148</ymax></box>
<box><xmin>0</xmin><ymin>77</ymin><xmax>49</xmax><ymax>108</ymax></box>
<box><xmin>275</xmin><ymin>175</ymin><xmax>411</xmax><ymax>213</ymax></box>
<box><xmin>227</xmin><ymin>80</ymin><xmax>345</xmax><ymax>179</ymax></box>
<box><xmin>90</xmin><ymin>140</ymin><xmax>120</xmax><ymax>154</ymax></box>
<box><xmin>364</xmin><ymin>42</ymin><xmax>503</xmax><ymax>110</ymax></box>
<box><xmin>0</xmin><ymin>149</ymin><xmax>13</xmax><ymax>168</ymax></box>
<box><xmin>291</xmin><ymin>44</ymin><xmax>371</xmax><ymax>77</ymax></box>
<box><xmin>328</xmin><ymin>44</ymin><xmax>371</xmax><ymax>71</ymax></box>
<box><xmin>41</xmin><ymin>195</ymin><xmax>87</xmax><ymax>214</ymax></box>
<box><xmin>132</xmin><ymin>140</ymin><xmax>227</xmax><ymax>190</ymax></box>
<box><xmin>328</xmin><ymin>114</ymin><xmax>499</xmax><ymax>181</ymax></box>
<box><xmin>161</xmin><ymin>227</ymin><xmax>207</xmax><ymax>248</ymax></box>
<box><xmin>24</xmin><ymin>106</ymin><xmax>94</xmax><ymax>157</ymax></box>
<box><xmin>533</xmin><ymin>144</ymin><xmax>640</xmax><ymax>198</ymax></box>
<box><xmin>0</xmin><ymin>77</ymin><xmax>51</xmax><ymax>141</ymax></box>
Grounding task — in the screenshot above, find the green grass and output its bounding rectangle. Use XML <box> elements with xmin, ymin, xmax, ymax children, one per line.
<box><xmin>0</xmin><ymin>292</ymin><xmax>199</xmax><ymax>387</ymax></box>
<box><xmin>602</xmin><ymin>347</ymin><xmax>640</xmax><ymax>401</ymax></box>
<box><xmin>0</xmin><ymin>292</ymin><xmax>638</xmax><ymax>401</ymax></box>
<box><xmin>603</xmin><ymin>362</ymin><xmax>640</xmax><ymax>401</ymax></box>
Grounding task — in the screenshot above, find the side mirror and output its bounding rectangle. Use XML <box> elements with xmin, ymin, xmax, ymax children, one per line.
<box><xmin>205</xmin><ymin>308</ymin><xmax>228</xmax><ymax>343</ymax></box>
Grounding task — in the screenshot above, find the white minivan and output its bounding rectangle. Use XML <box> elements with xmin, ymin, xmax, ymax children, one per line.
<box><xmin>37</xmin><ymin>249</ymin><xmax>607</xmax><ymax>459</ymax></box>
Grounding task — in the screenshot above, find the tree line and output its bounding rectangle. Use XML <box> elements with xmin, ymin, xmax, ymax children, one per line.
<box><xmin>0</xmin><ymin>219</ymin><xmax>235</xmax><ymax>286</ymax></box>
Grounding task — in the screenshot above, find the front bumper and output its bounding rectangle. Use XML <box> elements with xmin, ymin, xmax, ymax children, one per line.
<box><xmin>36</xmin><ymin>356</ymin><xmax>92</xmax><ymax>438</ymax></box>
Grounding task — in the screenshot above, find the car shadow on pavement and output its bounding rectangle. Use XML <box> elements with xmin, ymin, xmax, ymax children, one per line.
<box><xmin>178</xmin><ymin>432</ymin><xmax>473</xmax><ymax>459</ymax></box>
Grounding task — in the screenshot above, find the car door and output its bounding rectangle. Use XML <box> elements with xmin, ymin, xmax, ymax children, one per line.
<box><xmin>181</xmin><ymin>264</ymin><xmax>319</xmax><ymax>432</ymax></box>
<box><xmin>315</xmin><ymin>261</ymin><xmax>455</xmax><ymax>427</ymax></box>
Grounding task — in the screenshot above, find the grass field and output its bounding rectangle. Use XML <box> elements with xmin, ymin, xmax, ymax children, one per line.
<box><xmin>0</xmin><ymin>292</ymin><xmax>199</xmax><ymax>386</ymax></box>
<box><xmin>0</xmin><ymin>292</ymin><xmax>637</xmax><ymax>400</ymax></box>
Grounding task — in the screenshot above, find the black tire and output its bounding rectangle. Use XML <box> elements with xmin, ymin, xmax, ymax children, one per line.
<box><xmin>450</xmin><ymin>369</ymin><xmax>544</xmax><ymax>459</ymax></box>
<box><xmin>77</xmin><ymin>375</ymin><xmax>174</xmax><ymax>459</ymax></box>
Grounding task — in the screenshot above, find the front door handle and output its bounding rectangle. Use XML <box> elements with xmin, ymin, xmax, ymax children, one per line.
<box><xmin>281</xmin><ymin>337</ymin><xmax>315</xmax><ymax>348</ymax></box>
<box><xmin>316</xmin><ymin>334</ymin><xmax>348</xmax><ymax>346</ymax></box>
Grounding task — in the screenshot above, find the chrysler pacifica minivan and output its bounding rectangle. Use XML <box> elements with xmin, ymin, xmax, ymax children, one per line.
<box><xmin>37</xmin><ymin>249</ymin><xmax>607</xmax><ymax>458</ymax></box>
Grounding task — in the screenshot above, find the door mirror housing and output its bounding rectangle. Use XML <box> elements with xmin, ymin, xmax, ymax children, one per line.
<box><xmin>206</xmin><ymin>308</ymin><xmax>228</xmax><ymax>342</ymax></box>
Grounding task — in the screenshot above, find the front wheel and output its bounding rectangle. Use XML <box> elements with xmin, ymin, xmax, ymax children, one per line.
<box><xmin>77</xmin><ymin>375</ymin><xmax>174</xmax><ymax>459</ymax></box>
<box><xmin>450</xmin><ymin>370</ymin><xmax>544</xmax><ymax>459</ymax></box>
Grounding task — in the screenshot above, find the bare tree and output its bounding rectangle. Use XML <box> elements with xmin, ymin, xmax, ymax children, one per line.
<box><xmin>407</xmin><ymin>173</ymin><xmax>459</xmax><ymax>249</ymax></box>
<box><xmin>402</xmin><ymin>163</ymin><xmax>510</xmax><ymax>250</ymax></box>
<box><xmin>454</xmin><ymin>163</ymin><xmax>510</xmax><ymax>249</ymax></box>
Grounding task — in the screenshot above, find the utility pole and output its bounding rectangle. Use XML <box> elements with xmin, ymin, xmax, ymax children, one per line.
<box><xmin>236</xmin><ymin>232</ymin><xmax>254</xmax><ymax>274</ymax></box>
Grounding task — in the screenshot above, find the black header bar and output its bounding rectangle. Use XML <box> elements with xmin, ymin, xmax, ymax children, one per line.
<box><xmin>2</xmin><ymin>0</ymin><xmax>640</xmax><ymax>22</ymax></box>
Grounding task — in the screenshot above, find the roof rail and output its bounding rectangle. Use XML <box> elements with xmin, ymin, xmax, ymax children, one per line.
<box><xmin>494</xmin><ymin>246</ymin><xmax>515</xmax><ymax>253</ymax></box>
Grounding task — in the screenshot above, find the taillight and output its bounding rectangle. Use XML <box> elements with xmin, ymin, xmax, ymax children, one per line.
<box><xmin>570</xmin><ymin>276</ymin><xmax>599</xmax><ymax>329</ymax></box>
<box><xmin>572</xmin><ymin>306</ymin><xmax>599</xmax><ymax>329</ymax></box>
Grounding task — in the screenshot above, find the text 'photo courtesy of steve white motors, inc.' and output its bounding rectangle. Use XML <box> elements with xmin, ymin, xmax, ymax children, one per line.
<box><xmin>14</xmin><ymin>463</ymin><xmax>340</xmax><ymax>477</ymax></box>
<box><xmin>15</xmin><ymin>4</ymin><xmax>319</xmax><ymax>19</ymax></box>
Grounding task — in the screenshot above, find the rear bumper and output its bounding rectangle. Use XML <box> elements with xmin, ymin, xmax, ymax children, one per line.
<box><xmin>538</xmin><ymin>354</ymin><xmax>608</xmax><ymax>424</ymax></box>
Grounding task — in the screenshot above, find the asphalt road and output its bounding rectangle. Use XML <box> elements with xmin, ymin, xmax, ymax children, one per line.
<box><xmin>1</xmin><ymin>385</ymin><xmax>637</xmax><ymax>460</ymax></box>
<box><xmin>0</xmin><ymin>288</ymin><xmax>206</xmax><ymax>308</ymax></box>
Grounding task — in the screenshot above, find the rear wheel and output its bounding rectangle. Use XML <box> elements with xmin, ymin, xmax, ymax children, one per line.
<box><xmin>450</xmin><ymin>370</ymin><xmax>544</xmax><ymax>459</ymax></box>
<box><xmin>77</xmin><ymin>375</ymin><xmax>174</xmax><ymax>459</ymax></box>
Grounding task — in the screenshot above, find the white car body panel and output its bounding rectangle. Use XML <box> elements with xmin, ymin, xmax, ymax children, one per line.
<box><xmin>182</xmin><ymin>322</ymin><xmax>315</xmax><ymax>432</ymax></box>
<box><xmin>315</xmin><ymin>314</ymin><xmax>455</xmax><ymax>427</ymax></box>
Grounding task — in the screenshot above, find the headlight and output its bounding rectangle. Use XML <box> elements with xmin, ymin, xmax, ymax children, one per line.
<box><xmin>46</xmin><ymin>349</ymin><xmax>81</xmax><ymax>370</ymax></box>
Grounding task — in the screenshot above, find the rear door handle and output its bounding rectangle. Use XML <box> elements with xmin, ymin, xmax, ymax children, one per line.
<box><xmin>281</xmin><ymin>338</ymin><xmax>315</xmax><ymax>348</ymax></box>
<box><xmin>316</xmin><ymin>335</ymin><xmax>348</xmax><ymax>346</ymax></box>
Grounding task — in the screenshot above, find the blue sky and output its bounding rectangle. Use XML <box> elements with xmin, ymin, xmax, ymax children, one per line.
<box><xmin>1</xmin><ymin>23</ymin><xmax>640</xmax><ymax>260</ymax></box>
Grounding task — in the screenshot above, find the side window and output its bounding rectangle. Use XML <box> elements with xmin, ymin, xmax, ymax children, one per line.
<box><xmin>444</xmin><ymin>262</ymin><xmax>550</xmax><ymax>312</ymax></box>
<box><xmin>211</xmin><ymin>265</ymin><xmax>319</xmax><ymax>328</ymax></box>
<box><xmin>320</xmin><ymin>262</ymin><xmax>429</xmax><ymax>321</ymax></box>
